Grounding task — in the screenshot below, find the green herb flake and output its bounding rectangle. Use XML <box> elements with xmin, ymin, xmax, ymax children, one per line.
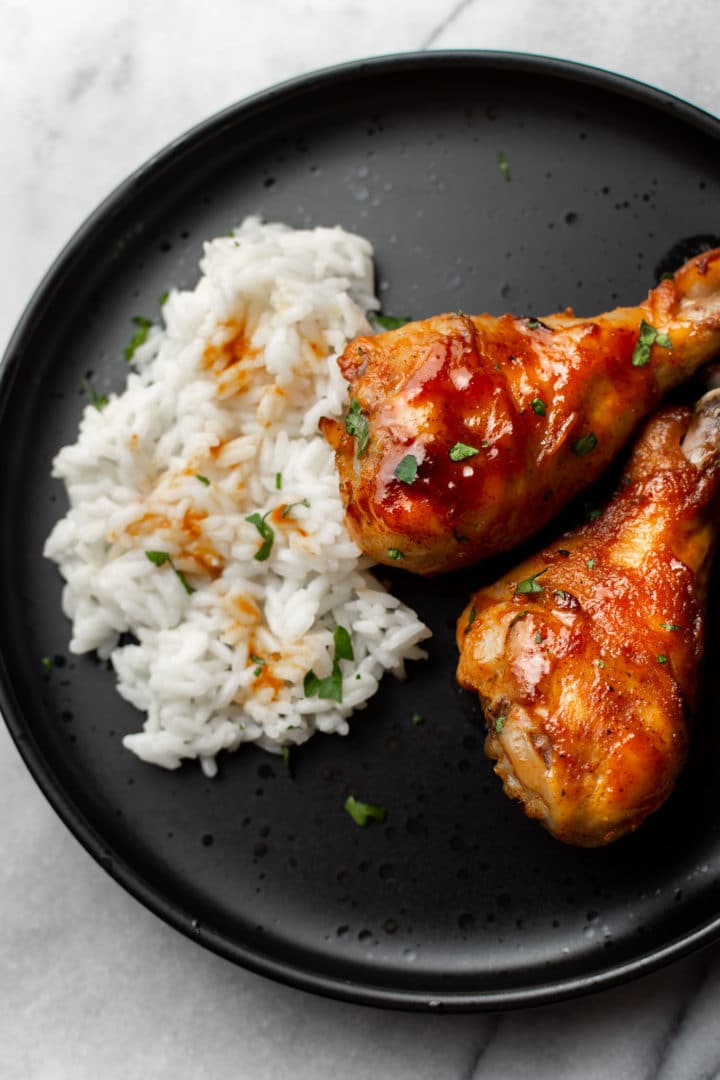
<box><xmin>631</xmin><ymin>318</ymin><xmax>673</xmax><ymax>367</ymax></box>
<box><xmin>344</xmin><ymin>398</ymin><xmax>370</xmax><ymax>457</ymax></box>
<box><xmin>344</xmin><ymin>794</ymin><xmax>386</xmax><ymax>827</ymax></box>
<box><xmin>249</xmin><ymin>654</ymin><xmax>265</xmax><ymax>667</ymax></box>
<box><xmin>466</xmin><ymin>604</ymin><xmax>477</xmax><ymax>633</ymax></box>
<box><xmin>369</xmin><ymin>313</ymin><xmax>412</xmax><ymax>332</ymax></box>
<box><xmin>333</xmin><ymin>625</ymin><xmax>354</xmax><ymax>662</ymax></box>
<box><xmin>515</xmin><ymin>567</ymin><xmax>549</xmax><ymax>595</ymax></box>
<box><xmin>145</xmin><ymin>550</ymin><xmax>170</xmax><ymax>567</ymax></box>
<box><xmin>124</xmin><ymin>316</ymin><xmax>152</xmax><ymax>362</ymax></box>
<box><xmin>280</xmin><ymin>499</ymin><xmax>310</xmax><ymax>519</ymax></box>
<box><xmin>303</xmin><ymin>660</ymin><xmax>343</xmax><ymax>703</ymax></box>
<box><xmin>195</xmin><ymin>474</ymin><xmax>210</xmax><ymax>486</ymax></box>
<box><xmin>145</xmin><ymin>550</ymin><xmax>194</xmax><ymax>594</ymax></box>
<box><xmin>388</xmin><ymin>548</ymin><xmax>404</xmax><ymax>560</ymax></box>
<box><xmin>481</xmin><ymin>439</ymin><xmax>489</xmax><ymax>448</ymax></box>
<box><xmin>495</xmin><ymin>716</ymin><xmax>506</xmax><ymax>733</ymax></box>
<box><xmin>245</xmin><ymin>512</ymin><xmax>274</xmax><ymax>561</ymax></box>
<box><xmin>531</xmin><ymin>397</ymin><xmax>547</xmax><ymax>416</ymax></box>
<box><xmin>660</xmin><ymin>622</ymin><xmax>681</xmax><ymax>631</ymax></box>
<box><xmin>275</xmin><ymin>472</ymin><xmax>282</xmax><ymax>490</ymax></box>
<box><xmin>586</xmin><ymin>558</ymin><xmax>596</xmax><ymax>569</ymax></box>
<box><xmin>572</xmin><ymin>432</ymin><xmax>598</xmax><ymax>457</ymax></box>
<box><xmin>657</xmin><ymin>654</ymin><xmax>668</xmax><ymax>664</ymax></box>
<box><xmin>597</xmin><ymin>658</ymin><xmax>605</xmax><ymax>669</ymax></box>
<box><xmin>394</xmin><ymin>454</ymin><xmax>418</xmax><ymax>485</ymax></box>
<box><xmin>535</xmin><ymin>630</ymin><xmax>543</xmax><ymax>644</ymax></box>
<box><xmin>173</xmin><ymin>566</ymin><xmax>195</xmax><ymax>595</ymax></box>
<box><xmin>449</xmin><ymin>442</ymin><xmax>480</xmax><ymax>462</ymax></box>
<box><xmin>158</xmin><ymin>291</ymin><xmax>169</xmax><ymax>306</ymax></box>
<box><xmin>526</xmin><ymin>317</ymin><xmax>552</xmax><ymax>330</ymax></box>
<box><xmin>497</xmin><ymin>151</ymin><xmax>511</xmax><ymax>182</ymax></box>
<box><xmin>303</xmin><ymin>670</ymin><xmax>320</xmax><ymax>697</ymax></box>
<box><xmin>82</xmin><ymin>377</ymin><xmax>109</xmax><ymax>411</ymax></box>
<box><xmin>281</xmin><ymin>745</ymin><xmax>291</xmax><ymax>769</ymax></box>
<box><xmin>411</xmin><ymin>712</ymin><xmax>424</xmax><ymax>727</ymax></box>
<box><xmin>41</xmin><ymin>656</ymin><xmax>53</xmax><ymax>673</ymax></box>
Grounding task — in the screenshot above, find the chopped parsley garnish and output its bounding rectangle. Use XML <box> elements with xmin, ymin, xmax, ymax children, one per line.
<box><xmin>344</xmin><ymin>398</ymin><xmax>369</xmax><ymax>457</ymax></box>
<box><xmin>388</xmin><ymin>548</ymin><xmax>404</xmax><ymax>560</ymax></box>
<box><xmin>509</xmin><ymin>609</ymin><xmax>529</xmax><ymax>627</ymax></box>
<box><xmin>281</xmin><ymin>745</ymin><xmax>292</xmax><ymax>769</ymax></box>
<box><xmin>660</xmin><ymin>622</ymin><xmax>681</xmax><ymax>631</ymax></box>
<box><xmin>495</xmin><ymin>716</ymin><xmax>506</xmax><ymax>733</ymax></box>
<box><xmin>394</xmin><ymin>454</ymin><xmax>418</xmax><ymax>484</ymax></box>
<box><xmin>657</xmin><ymin>654</ymin><xmax>668</xmax><ymax>664</ymax></box>
<box><xmin>449</xmin><ymin>442</ymin><xmax>480</xmax><ymax>461</ymax></box>
<box><xmin>158</xmin><ymin>291</ymin><xmax>169</xmax><ymax>306</ymax></box>
<box><xmin>144</xmin><ymin>550</ymin><xmax>195</xmax><ymax>594</ymax></box>
<box><xmin>466</xmin><ymin>604</ymin><xmax>477</xmax><ymax>632</ymax></box>
<box><xmin>515</xmin><ymin>568</ymin><xmax>549</xmax><ymax>595</ymax></box>
<box><xmin>411</xmin><ymin>712</ymin><xmax>424</xmax><ymax>726</ymax></box>
<box><xmin>41</xmin><ymin>656</ymin><xmax>53</xmax><ymax>673</ymax></box>
<box><xmin>497</xmin><ymin>151</ymin><xmax>511</xmax><ymax>182</ymax></box>
<box><xmin>369</xmin><ymin>313</ymin><xmax>412</xmax><ymax>331</ymax></box>
<box><xmin>124</xmin><ymin>316</ymin><xmax>152</xmax><ymax>362</ymax></box>
<box><xmin>333</xmin><ymin>625</ymin><xmax>354</xmax><ymax>662</ymax></box>
<box><xmin>275</xmin><ymin>472</ymin><xmax>282</xmax><ymax>490</ymax></box>
<box><xmin>535</xmin><ymin>631</ymin><xmax>543</xmax><ymax>644</ymax></box>
<box><xmin>531</xmin><ymin>397</ymin><xmax>547</xmax><ymax>416</ymax></box>
<box><xmin>303</xmin><ymin>625</ymin><xmax>353</xmax><ymax>704</ymax></box>
<box><xmin>586</xmin><ymin>558</ymin><xmax>596</xmax><ymax>569</ymax></box>
<box><xmin>631</xmin><ymin>319</ymin><xmax>672</xmax><ymax>367</ymax></box>
<box><xmin>245</xmin><ymin>512</ymin><xmax>274</xmax><ymax>561</ymax></box>
<box><xmin>481</xmin><ymin>439</ymin><xmax>489</xmax><ymax>448</ymax></box>
<box><xmin>526</xmin><ymin>317</ymin><xmax>552</xmax><ymax>330</ymax></box>
<box><xmin>195</xmin><ymin>474</ymin><xmax>210</xmax><ymax>486</ymax></box>
<box><xmin>344</xmin><ymin>795</ymin><xmax>386</xmax><ymax>826</ymax></box>
<box><xmin>145</xmin><ymin>550</ymin><xmax>170</xmax><ymax>567</ymax></box>
<box><xmin>572</xmin><ymin>432</ymin><xmax>598</xmax><ymax>456</ymax></box>
<box><xmin>280</xmin><ymin>499</ymin><xmax>310</xmax><ymax>519</ymax></box>
<box><xmin>82</xmin><ymin>377</ymin><xmax>108</xmax><ymax>411</ymax></box>
<box><xmin>553</xmin><ymin>589</ymin><xmax>572</xmax><ymax>601</ymax></box>
<box><xmin>597</xmin><ymin>658</ymin><xmax>605</xmax><ymax>669</ymax></box>
<box><xmin>249</xmin><ymin>654</ymin><xmax>265</xmax><ymax>666</ymax></box>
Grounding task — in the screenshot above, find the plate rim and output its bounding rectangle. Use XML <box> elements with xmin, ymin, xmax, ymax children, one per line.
<box><xmin>3</xmin><ymin>49</ymin><xmax>720</xmax><ymax>1012</ymax></box>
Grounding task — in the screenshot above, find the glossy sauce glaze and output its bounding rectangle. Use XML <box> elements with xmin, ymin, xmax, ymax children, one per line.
<box><xmin>323</xmin><ymin>248</ymin><xmax>720</xmax><ymax>574</ymax></box>
<box><xmin>456</xmin><ymin>395</ymin><xmax>720</xmax><ymax>845</ymax></box>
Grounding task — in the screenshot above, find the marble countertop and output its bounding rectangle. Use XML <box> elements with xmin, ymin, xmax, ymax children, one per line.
<box><xmin>3</xmin><ymin>2</ymin><xmax>720</xmax><ymax>1077</ymax></box>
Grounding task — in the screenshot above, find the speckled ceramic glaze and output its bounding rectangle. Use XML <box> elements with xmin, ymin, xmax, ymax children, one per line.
<box><xmin>2</xmin><ymin>53</ymin><xmax>720</xmax><ymax>1010</ymax></box>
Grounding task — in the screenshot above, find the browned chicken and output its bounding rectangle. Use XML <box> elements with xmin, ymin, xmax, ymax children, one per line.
<box><xmin>455</xmin><ymin>390</ymin><xmax>720</xmax><ymax>846</ymax></box>
<box><xmin>322</xmin><ymin>249</ymin><xmax>720</xmax><ymax>575</ymax></box>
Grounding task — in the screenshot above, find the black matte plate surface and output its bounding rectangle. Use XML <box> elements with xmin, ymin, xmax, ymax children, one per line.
<box><xmin>3</xmin><ymin>53</ymin><xmax>720</xmax><ymax>1011</ymax></box>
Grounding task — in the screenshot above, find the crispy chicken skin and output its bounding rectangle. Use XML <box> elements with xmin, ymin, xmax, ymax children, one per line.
<box><xmin>321</xmin><ymin>249</ymin><xmax>720</xmax><ymax>575</ymax></box>
<box><xmin>456</xmin><ymin>391</ymin><xmax>720</xmax><ymax>846</ymax></box>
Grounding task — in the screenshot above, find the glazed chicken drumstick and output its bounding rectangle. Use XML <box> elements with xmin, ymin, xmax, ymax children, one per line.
<box><xmin>456</xmin><ymin>389</ymin><xmax>720</xmax><ymax>846</ymax></box>
<box><xmin>322</xmin><ymin>248</ymin><xmax>720</xmax><ymax>575</ymax></box>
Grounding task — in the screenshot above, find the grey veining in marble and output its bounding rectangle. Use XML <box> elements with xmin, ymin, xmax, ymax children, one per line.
<box><xmin>3</xmin><ymin>1</ymin><xmax>720</xmax><ymax>1077</ymax></box>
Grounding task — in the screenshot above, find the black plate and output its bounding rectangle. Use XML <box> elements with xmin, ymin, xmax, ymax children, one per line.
<box><xmin>3</xmin><ymin>52</ymin><xmax>720</xmax><ymax>1012</ymax></box>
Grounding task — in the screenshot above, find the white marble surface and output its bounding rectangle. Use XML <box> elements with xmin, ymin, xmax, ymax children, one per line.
<box><xmin>3</xmin><ymin>1</ymin><xmax>720</xmax><ymax>1077</ymax></box>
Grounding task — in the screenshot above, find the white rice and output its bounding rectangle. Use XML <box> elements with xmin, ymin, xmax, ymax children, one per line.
<box><xmin>44</xmin><ymin>217</ymin><xmax>431</xmax><ymax>776</ymax></box>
